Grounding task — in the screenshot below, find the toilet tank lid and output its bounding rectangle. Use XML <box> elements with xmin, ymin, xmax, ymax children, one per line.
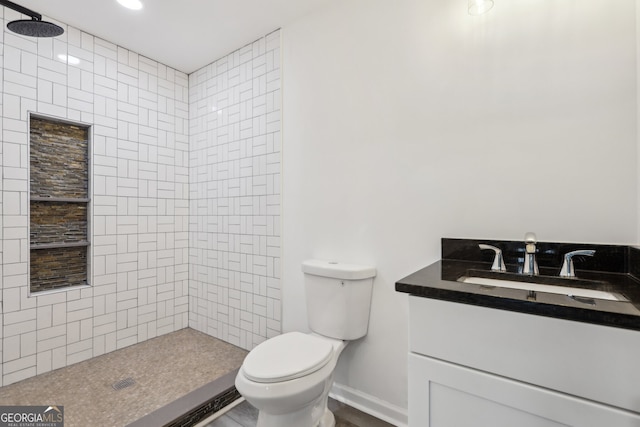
<box><xmin>302</xmin><ymin>259</ymin><xmax>376</xmax><ymax>280</ymax></box>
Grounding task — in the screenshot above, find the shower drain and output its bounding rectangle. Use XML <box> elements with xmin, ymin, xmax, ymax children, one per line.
<box><xmin>112</xmin><ymin>377</ymin><xmax>136</xmax><ymax>391</ymax></box>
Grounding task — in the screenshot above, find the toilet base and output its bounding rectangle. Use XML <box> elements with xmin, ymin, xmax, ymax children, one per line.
<box><xmin>319</xmin><ymin>408</ymin><xmax>335</xmax><ymax>427</ymax></box>
<box><xmin>255</xmin><ymin>396</ymin><xmax>335</xmax><ymax>427</ymax></box>
<box><xmin>256</xmin><ymin>408</ymin><xmax>335</xmax><ymax>427</ymax></box>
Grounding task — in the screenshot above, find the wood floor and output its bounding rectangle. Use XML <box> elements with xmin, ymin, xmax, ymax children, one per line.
<box><xmin>202</xmin><ymin>397</ymin><xmax>394</xmax><ymax>427</ymax></box>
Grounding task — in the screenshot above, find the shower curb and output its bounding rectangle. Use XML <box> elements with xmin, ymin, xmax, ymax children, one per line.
<box><xmin>126</xmin><ymin>368</ymin><xmax>241</xmax><ymax>427</ymax></box>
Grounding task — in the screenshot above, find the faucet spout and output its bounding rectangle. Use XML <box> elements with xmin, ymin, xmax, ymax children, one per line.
<box><xmin>522</xmin><ymin>232</ymin><xmax>539</xmax><ymax>276</ymax></box>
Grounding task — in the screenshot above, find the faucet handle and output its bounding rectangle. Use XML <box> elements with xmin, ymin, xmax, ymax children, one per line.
<box><xmin>479</xmin><ymin>244</ymin><xmax>507</xmax><ymax>272</ymax></box>
<box><xmin>522</xmin><ymin>232</ymin><xmax>539</xmax><ymax>275</ymax></box>
<box><xmin>524</xmin><ymin>232</ymin><xmax>537</xmax><ymax>254</ymax></box>
<box><xmin>559</xmin><ymin>250</ymin><xmax>596</xmax><ymax>278</ymax></box>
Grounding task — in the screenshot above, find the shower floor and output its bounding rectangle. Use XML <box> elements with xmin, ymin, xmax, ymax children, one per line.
<box><xmin>0</xmin><ymin>328</ymin><xmax>248</xmax><ymax>427</ymax></box>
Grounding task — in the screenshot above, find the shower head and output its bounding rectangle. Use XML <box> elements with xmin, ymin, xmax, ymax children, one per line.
<box><xmin>0</xmin><ymin>0</ymin><xmax>64</xmax><ymax>37</ymax></box>
<box><xmin>7</xmin><ymin>19</ymin><xmax>63</xmax><ymax>37</ymax></box>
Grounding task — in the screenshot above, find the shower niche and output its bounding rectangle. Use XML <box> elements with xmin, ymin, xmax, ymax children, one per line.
<box><xmin>29</xmin><ymin>116</ymin><xmax>90</xmax><ymax>293</ymax></box>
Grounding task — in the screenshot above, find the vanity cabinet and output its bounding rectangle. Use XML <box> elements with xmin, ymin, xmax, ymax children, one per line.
<box><xmin>408</xmin><ymin>296</ymin><xmax>640</xmax><ymax>427</ymax></box>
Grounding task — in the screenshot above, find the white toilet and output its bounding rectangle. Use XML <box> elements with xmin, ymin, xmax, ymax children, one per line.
<box><xmin>235</xmin><ymin>259</ymin><xmax>376</xmax><ymax>427</ymax></box>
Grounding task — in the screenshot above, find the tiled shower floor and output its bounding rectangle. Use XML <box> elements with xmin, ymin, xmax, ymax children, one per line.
<box><xmin>0</xmin><ymin>328</ymin><xmax>248</xmax><ymax>427</ymax></box>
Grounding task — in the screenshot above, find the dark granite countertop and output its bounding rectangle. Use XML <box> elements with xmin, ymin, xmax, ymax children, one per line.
<box><xmin>395</xmin><ymin>238</ymin><xmax>640</xmax><ymax>331</ymax></box>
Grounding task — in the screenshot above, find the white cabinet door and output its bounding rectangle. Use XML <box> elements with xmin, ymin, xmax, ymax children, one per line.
<box><xmin>409</xmin><ymin>296</ymin><xmax>640</xmax><ymax>412</ymax></box>
<box><xmin>409</xmin><ymin>353</ymin><xmax>640</xmax><ymax>427</ymax></box>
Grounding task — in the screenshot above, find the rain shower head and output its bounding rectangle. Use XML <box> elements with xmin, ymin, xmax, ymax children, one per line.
<box><xmin>0</xmin><ymin>0</ymin><xmax>63</xmax><ymax>37</ymax></box>
<box><xmin>7</xmin><ymin>19</ymin><xmax>63</xmax><ymax>37</ymax></box>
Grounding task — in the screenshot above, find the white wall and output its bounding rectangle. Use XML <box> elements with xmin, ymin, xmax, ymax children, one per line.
<box><xmin>637</xmin><ymin>0</ymin><xmax>640</xmax><ymax>236</ymax></box>
<box><xmin>0</xmin><ymin>7</ymin><xmax>190</xmax><ymax>386</ymax></box>
<box><xmin>0</xmin><ymin>0</ymin><xmax>637</xmax><ymax>422</ymax></box>
<box><xmin>282</xmin><ymin>0</ymin><xmax>637</xmax><ymax>422</ymax></box>
<box><xmin>188</xmin><ymin>31</ymin><xmax>282</xmax><ymax>350</ymax></box>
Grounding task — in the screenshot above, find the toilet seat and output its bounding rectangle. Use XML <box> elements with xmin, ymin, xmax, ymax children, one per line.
<box><xmin>241</xmin><ymin>332</ymin><xmax>334</xmax><ymax>383</ymax></box>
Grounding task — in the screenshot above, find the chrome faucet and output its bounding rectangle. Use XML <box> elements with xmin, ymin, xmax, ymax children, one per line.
<box><xmin>522</xmin><ymin>232</ymin><xmax>539</xmax><ymax>275</ymax></box>
<box><xmin>559</xmin><ymin>249</ymin><xmax>595</xmax><ymax>277</ymax></box>
<box><xmin>479</xmin><ymin>244</ymin><xmax>507</xmax><ymax>272</ymax></box>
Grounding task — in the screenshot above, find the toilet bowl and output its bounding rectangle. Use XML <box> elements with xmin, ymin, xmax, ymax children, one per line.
<box><xmin>235</xmin><ymin>332</ymin><xmax>346</xmax><ymax>427</ymax></box>
<box><xmin>235</xmin><ymin>260</ymin><xmax>376</xmax><ymax>427</ymax></box>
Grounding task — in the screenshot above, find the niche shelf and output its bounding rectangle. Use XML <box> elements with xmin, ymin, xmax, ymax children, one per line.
<box><xmin>31</xmin><ymin>196</ymin><xmax>91</xmax><ymax>203</ymax></box>
<box><xmin>31</xmin><ymin>241</ymin><xmax>90</xmax><ymax>250</ymax></box>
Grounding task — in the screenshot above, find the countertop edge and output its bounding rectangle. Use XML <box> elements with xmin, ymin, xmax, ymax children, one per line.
<box><xmin>395</xmin><ymin>261</ymin><xmax>640</xmax><ymax>332</ymax></box>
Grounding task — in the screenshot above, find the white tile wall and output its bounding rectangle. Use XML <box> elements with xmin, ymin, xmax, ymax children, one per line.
<box><xmin>0</xmin><ymin>9</ymin><xmax>281</xmax><ymax>386</ymax></box>
<box><xmin>0</xmin><ymin>7</ymin><xmax>190</xmax><ymax>386</ymax></box>
<box><xmin>0</xmin><ymin>6</ymin><xmax>4</xmax><ymax>385</ymax></box>
<box><xmin>188</xmin><ymin>30</ymin><xmax>281</xmax><ymax>350</ymax></box>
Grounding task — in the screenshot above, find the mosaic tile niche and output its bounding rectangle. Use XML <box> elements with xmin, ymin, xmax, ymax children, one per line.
<box><xmin>30</xmin><ymin>117</ymin><xmax>90</xmax><ymax>293</ymax></box>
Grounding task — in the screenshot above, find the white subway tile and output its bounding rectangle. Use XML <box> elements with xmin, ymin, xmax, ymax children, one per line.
<box><xmin>4</xmin><ymin>308</ymin><xmax>36</xmax><ymax>325</ymax></box>
<box><xmin>37</xmin><ymin>102</ymin><xmax>67</xmax><ymax>118</ymax></box>
<box><xmin>20</xmin><ymin>331</ymin><xmax>37</xmax><ymax>357</ymax></box>
<box><xmin>38</xmin><ymin>59</ymin><xmax>67</xmax><ymax>81</ymax></box>
<box><xmin>37</xmin><ymin>305</ymin><xmax>52</xmax><ymax>329</ymax></box>
<box><xmin>5</xmin><ymin>32</ymin><xmax>38</xmax><ymax>54</ymax></box>
<box><xmin>0</xmin><ymin>22</ymin><xmax>276</xmax><ymax>383</ymax></box>
<box><xmin>51</xmin><ymin>346</ymin><xmax>66</xmax><ymax>370</ymax></box>
<box><xmin>37</xmin><ymin>36</ymin><xmax>54</xmax><ymax>59</ymax></box>
<box><xmin>4</xmin><ymin>46</ymin><xmax>21</xmax><ymax>72</ymax></box>
<box><xmin>68</xmin><ymin>65</ymin><xmax>81</xmax><ymax>89</ymax></box>
<box><xmin>3</xmin><ymin>335</ymin><xmax>20</xmax><ymax>362</ymax></box>
<box><xmin>36</xmin><ymin>78</ymin><xmax>54</xmax><ymax>104</ymax></box>
<box><xmin>37</xmin><ymin>334</ymin><xmax>66</xmax><ymax>353</ymax></box>
<box><xmin>67</xmin><ymin>321</ymin><xmax>80</xmax><ymax>344</ymax></box>
<box><xmin>80</xmin><ymin>32</ymin><xmax>94</xmax><ymax>51</ymax></box>
<box><xmin>67</xmin><ymin>26</ymin><xmax>81</xmax><ymax>47</ymax></box>
<box><xmin>67</xmin><ymin>308</ymin><xmax>92</xmax><ymax>323</ymax></box>
<box><xmin>3</xmin><ymin>81</ymin><xmax>36</xmax><ymax>99</ymax></box>
<box><xmin>105</xmin><ymin>332</ymin><xmax>116</xmax><ymax>353</ymax></box>
<box><xmin>52</xmin><ymin>303</ymin><xmax>67</xmax><ymax>326</ymax></box>
<box><xmin>52</xmin><ymin>83</ymin><xmax>67</xmax><ymax>107</ymax></box>
<box><xmin>36</xmin><ymin>350</ymin><xmax>52</xmax><ymax>375</ymax></box>
<box><xmin>94</xmin><ymin>38</ymin><xmax>117</xmax><ymax>60</ymax></box>
<box><xmin>67</xmin><ymin>339</ymin><xmax>92</xmax><ymax>359</ymax></box>
<box><xmin>3</xmin><ymin>361</ymin><xmax>36</xmax><ymax>385</ymax></box>
<box><xmin>93</xmin><ymin>335</ymin><xmax>105</xmax><ymax>357</ymax></box>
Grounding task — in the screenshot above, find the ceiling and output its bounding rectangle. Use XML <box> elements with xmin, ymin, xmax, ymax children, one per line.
<box><xmin>11</xmin><ymin>0</ymin><xmax>336</xmax><ymax>74</ymax></box>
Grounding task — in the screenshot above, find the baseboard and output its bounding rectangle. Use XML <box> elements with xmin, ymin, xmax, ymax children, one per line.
<box><xmin>330</xmin><ymin>383</ymin><xmax>408</xmax><ymax>427</ymax></box>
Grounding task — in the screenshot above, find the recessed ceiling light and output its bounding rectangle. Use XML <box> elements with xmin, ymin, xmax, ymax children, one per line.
<box><xmin>117</xmin><ymin>0</ymin><xmax>143</xmax><ymax>11</ymax></box>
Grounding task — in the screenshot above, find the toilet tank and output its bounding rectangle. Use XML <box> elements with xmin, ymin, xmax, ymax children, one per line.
<box><xmin>302</xmin><ymin>260</ymin><xmax>376</xmax><ymax>340</ymax></box>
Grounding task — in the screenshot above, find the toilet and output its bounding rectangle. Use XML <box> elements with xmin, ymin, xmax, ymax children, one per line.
<box><xmin>235</xmin><ymin>259</ymin><xmax>376</xmax><ymax>427</ymax></box>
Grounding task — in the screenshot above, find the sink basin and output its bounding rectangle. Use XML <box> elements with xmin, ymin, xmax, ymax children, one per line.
<box><xmin>459</xmin><ymin>276</ymin><xmax>624</xmax><ymax>301</ymax></box>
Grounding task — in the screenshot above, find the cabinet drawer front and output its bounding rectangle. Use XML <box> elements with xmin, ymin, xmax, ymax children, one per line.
<box><xmin>409</xmin><ymin>353</ymin><xmax>640</xmax><ymax>427</ymax></box>
<box><xmin>409</xmin><ymin>296</ymin><xmax>640</xmax><ymax>413</ymax></box>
